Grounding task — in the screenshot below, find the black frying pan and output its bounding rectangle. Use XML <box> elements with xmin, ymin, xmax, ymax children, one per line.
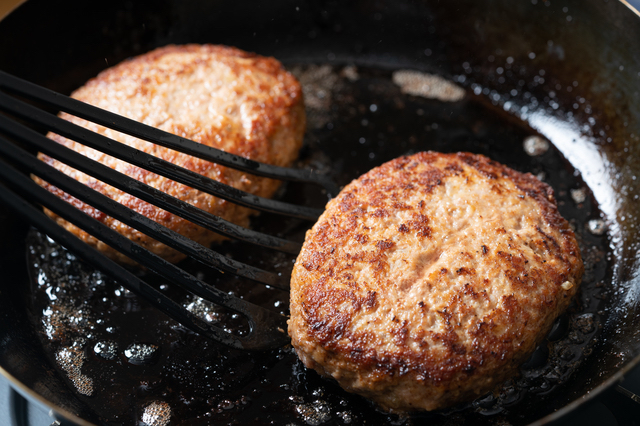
<box><xmin>0</xmin><ymin>0</ymin><xmax>639</xmax><ymax>425</ymax></box>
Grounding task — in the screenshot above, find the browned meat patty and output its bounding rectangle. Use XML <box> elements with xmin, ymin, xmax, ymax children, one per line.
<box><xmin>288</xmin><ymin>151</ymin><xmax>583</xmax><ymax>412</ymax></box>
<box><xmin>34</xmin><ymin>44</ymin><xmax>305</xmax><ymax>264</ymax></box>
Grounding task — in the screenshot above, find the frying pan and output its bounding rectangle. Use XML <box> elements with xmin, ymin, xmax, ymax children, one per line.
<box><xmin>0</xmin><ymin>0</ymin><xmax>639</xmax><ymax>424</ymax></box>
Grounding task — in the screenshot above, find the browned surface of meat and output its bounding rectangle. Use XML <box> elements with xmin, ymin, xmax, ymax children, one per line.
<box><xmin>34</xmin><ymin>44</ymin><xmax>305</xmax><ymax>263</ymax></box>
<box><xmin>288</xmin><ymin>151</ymin><xmax>583</xmax><ymax>412</ymax></box>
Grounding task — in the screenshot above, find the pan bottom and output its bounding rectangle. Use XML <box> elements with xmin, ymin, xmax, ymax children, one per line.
<box><xmin>26</xmin><ymin>63</ymin><xmax>611</xmax><ymax>426</ymax></box>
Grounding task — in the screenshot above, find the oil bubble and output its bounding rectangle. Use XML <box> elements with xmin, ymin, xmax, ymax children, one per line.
<box><xmin>337</xmin><ymin>411</ymin><xmax>353</xmax><ymax>424</ymax></box>
<box><xmin>184</xmin><ymin>296</ymin><xmax>221</xmax><ymax>323</ymax></box>
<box><xmin>523</xmin><ymin>135</ymin><xmax>550</xmax><ymax>156</ymax></box>
<box><xmin>141</xmin><ymin>401</ymin><xmax>171</xmax><ymax>426</ymax></box>
<box><xmin>570</xmin><ymin>188</ymin><xmax>587</xmax><ymax>204</ymax></box>
<box><xmin>295</xmin><ymin>400</ymin><xmax>331</xmax><ymax>425</ymax></box>
<box><xmin>94</xmin><ymin>340</ymin><xmax>118</xmax><ymax>360</ymax></box>
<box><xmin>125</xmin><ymin>343</ymin><xmax>159</xmax><ymax>365</ymax></box>
<box><xmin>588</xmin><ymin>219</ymin><xmax>607</xmax><ymax>235</ymax></box>
<box><xmin>56</xmin><ymin>343</ymin><xmax>93</xmax><ymax>396</ymax></box>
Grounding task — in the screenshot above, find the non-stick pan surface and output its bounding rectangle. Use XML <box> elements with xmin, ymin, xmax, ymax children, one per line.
<box><xmin>0</xmin><ymin>1</ymin><xmax>639</xmax><ymax>425</ymax></box>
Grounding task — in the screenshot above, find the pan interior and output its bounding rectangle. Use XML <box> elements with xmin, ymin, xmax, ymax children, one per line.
<box><xmin>1</xmin><ymin>0</ymin><xmax>639</xmax><ymax>425</ymax></box>
<box><xmin>26</xmin><ymin>63</ymin><xmax>611</xmax><ymax>425</ymax></box>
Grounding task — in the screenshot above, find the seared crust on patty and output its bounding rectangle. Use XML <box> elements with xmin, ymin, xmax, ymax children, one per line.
<box><xmin>35</xmin><ymin>44</ymin><xmax>305</xmax><ymax>264</ymax></box>
<box><xmin>288</xmin><ymin>151</ymin><xmax>583</xmax><ymax>412</ymax></box>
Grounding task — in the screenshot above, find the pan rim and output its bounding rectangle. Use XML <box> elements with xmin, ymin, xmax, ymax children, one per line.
<box><xmin>0</xmin><ymin>365</ymin><xmax>96</xmax><ymax>426</ymax></box>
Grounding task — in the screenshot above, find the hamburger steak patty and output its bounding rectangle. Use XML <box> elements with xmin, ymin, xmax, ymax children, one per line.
<box><xmin>288</xmin><ymin>151</ymin><xmax>583</xmax><ymax>412</ymax></box>
<box><xmin>35</xmin><ymin>44</ymin><xmax>305</xmax><ymax>264</ymax></box>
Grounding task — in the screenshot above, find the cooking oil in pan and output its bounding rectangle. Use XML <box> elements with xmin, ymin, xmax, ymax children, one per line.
<box><xmin>27</xmin><ymin>64</ymin><xmax>611</xmax><ymax>425</ymax></box>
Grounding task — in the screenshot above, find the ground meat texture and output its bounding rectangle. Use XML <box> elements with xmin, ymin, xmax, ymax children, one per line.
<box><xmin>34</xmin><ymin>44</ymin><xmax>305</xmax><ymax>264</ymax></box>
<box><xmin>288</xmin><ymin>151</ymin><xmax>583</xmax><ymax>412</ymax></box>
